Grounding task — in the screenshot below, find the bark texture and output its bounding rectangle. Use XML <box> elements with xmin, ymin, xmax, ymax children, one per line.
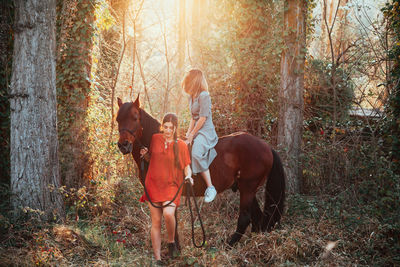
<box><xmin>10</xmin><ymin>0</ymin><xmax>64</xmax><ymax>220</ymax></box>
<box><xmin>0</xmin><ymin>0</ymin><xmax>13</xmax><ymax>185</ymax></box>
<box><xmin>278</xmin><ymin>0</ymin><xmax>307</xmax><ymax>194</ymax></box>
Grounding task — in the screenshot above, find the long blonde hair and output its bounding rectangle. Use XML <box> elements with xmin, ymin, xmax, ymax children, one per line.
<box><xmin>181</xmin><ymin>69</ymin><xmax>209</xmax><ymax>98</ymax></box>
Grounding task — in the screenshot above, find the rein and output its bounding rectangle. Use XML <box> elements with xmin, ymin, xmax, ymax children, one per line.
<box><xmin>119</xmin><ymin>128</ymin><xmax>137</xmax><ymax>136</ymax></box>
<box><xmin>125</xmin><ymin>121</ymin><xmax>206</xmax><ymax>247</ymax></box>
<box><xmin>138</xmin><ymin>157</ymin><xmax>206</xmax><ymax>247</ymax></box>
<box><xmin>185</xmin><ymin>181</ymin><xmax>206</xmax><ymax>248</ymax></box>
<box><xmin>140</xmin><ymin>158</ymin><xmax>186</xmax><ymax>209</ymax></box>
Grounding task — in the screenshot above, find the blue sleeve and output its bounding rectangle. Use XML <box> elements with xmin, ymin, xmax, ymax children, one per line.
<box><xmin>199</xmin><ymin>92</ymin><xmax>211</xmax><ymax>118</ymax></box>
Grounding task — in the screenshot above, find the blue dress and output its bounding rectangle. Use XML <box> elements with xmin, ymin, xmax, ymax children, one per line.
<box><xmin>189</xmin><ymin>91</ymin><xmax>218</xmax><ymax>174</ymax></box>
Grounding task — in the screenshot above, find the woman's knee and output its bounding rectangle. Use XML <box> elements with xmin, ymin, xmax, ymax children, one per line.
<box><xmin>191</xmin><ymin>148</ymin><xmax>204</xmax><ymax>162</ymax></box>
<box><xmin>163</xmin><ymin>208</ymin><xmax>176</xmax><ymax>220</ymax></box>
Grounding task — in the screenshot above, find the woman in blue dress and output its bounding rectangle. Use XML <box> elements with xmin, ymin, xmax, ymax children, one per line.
<box><xmin>182</xmin><ymin>69</ymin><xmax>218</xmax><ymax>202</ymax></box>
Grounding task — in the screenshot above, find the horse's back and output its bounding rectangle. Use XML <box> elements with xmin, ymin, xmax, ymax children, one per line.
<box><xmin>210</xmin><ymin>132</ymin><xmax>274</xmax><ymax>191</ymax></box>
<box><xmin>216</xmin><ymin>132</ymin><xmax>273</xmax><ymax>165</ymax></box>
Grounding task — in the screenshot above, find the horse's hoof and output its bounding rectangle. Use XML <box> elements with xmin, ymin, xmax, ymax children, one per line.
<box><xmin>251</xmin><ymin>225</ymin><xmax>261</xmax><ymax>233</ymax></box>
<box><xmin>226</xmin><ymin>237</ymin><xmax>238</xmax><ymax>248</ymax></box>
<box><xmin>225</xmin><ymin>241</ymin><xmax>234</xmax><ymax>250</ymax></box>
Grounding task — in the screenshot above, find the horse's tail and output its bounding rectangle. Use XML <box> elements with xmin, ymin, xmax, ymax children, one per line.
<box><xmin>262</xmin><ymin>148</ymin><xmax>286</xmax><ymax>232</ymax></box>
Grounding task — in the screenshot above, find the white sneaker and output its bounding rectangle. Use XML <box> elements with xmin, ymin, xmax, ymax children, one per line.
<box><xmin>204</xmin><ymin>186</ymin><xmax>217</xmax><ymax>203</ymax></box>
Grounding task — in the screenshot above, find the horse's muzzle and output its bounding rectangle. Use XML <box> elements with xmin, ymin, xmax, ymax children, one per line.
<box><xmin>118</xmin><ymin>141</ymin><xmax>133</xmax><ymax>154</ymax></box>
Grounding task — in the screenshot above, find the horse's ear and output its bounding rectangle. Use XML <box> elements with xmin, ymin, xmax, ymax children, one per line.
<box><xmin>133</xmin><ymin>94</ymin><xmax>140</xmax><ymax>108</ymax></box>
<box><xmin>117</xmin><ymin>97</ymin><xmax>123</xmax><ymax>108</ymax></box>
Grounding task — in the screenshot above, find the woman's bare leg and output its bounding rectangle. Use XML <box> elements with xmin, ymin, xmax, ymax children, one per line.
<box><xmin>201</xmin><ymin>169</ymin><xmax>212</xmax><ymax>187</ymax></box>
<box><xmin>162</xmin><ymin>202</ymin><xmax>176</xmax><ymax>243</ymax></box>
<box><xmin>148</xmin><ymin>202</ymin><xmax>163</xmax><ymax>260</ymax></box>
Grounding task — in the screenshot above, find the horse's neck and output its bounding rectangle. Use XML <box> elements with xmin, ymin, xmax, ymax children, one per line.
<box><xmin>139</xmin><ymin>109</ymin><xmax>160</xmax><ymax>147</ymax></box>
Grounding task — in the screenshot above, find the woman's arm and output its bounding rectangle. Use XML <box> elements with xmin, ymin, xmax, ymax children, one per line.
<box><xmin>140</xmin><ymin>147</ymin><xmax>150</xmax><ymax>162</ymax></box>
<box><xmin>187</xmin><ymin>92</ymin><xmax>212</xmax><ymax>143</ymax></box>
<box><xmin>184</xmin><ymin>164</ymin><xmax>192</xmax><ymax>178</ymax></box>
<box><xmin>186</xmin><ymin>117</ymin><xmax>206</xmax><ymax>143</ymax></box>
<box><xmin>186</xmin><ymin>118</ymin><xmax>195</xmax><ymax>138</ymax></box>
<box><xmin>184</xmin><ymin>164</ymin><xmax>193</xmax><ymax>185</ymax></box>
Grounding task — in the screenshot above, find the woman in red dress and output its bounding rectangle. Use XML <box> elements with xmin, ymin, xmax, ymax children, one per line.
<box><xmin>139</xmin><ymin>113</ymin><xmax>192</xmax><ymax>263</ymax></box>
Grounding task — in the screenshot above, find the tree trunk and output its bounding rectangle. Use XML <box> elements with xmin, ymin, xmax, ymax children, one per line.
<box><xmin>191</xmin><ymin>0</ymin><xmax>207</xmax><ymax>65</ymax></box>
<box><xmin>10</xmin><ymin>0</ymin><xmax>64</xmax><ymax>221</ymax></box>
<box><xmin>278</xmin><ymin>0</ymin><xmax>307</xmax><ymax>194</ymax></box>
<box><xmin>57</xmin><ymin>0</ymin><xmax>95</xmax><ymax>189</ymax></box>
<box><xmin>176</xmin><ymin>0</ymin><xmax>186</xmax><ymax>115</ymax></box>
<box><xmin>0</xmin><ymin>0</ymin><xmax>13</xmax><ymax>185</ymax></box>
<box><xmin>178</xmin><ymin>0</ymin><xmax>186</xmax><ymax>69</ymax></box>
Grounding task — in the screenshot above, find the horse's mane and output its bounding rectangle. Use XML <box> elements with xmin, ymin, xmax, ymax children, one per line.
<box><xmin>139</xmin><ymin>108</ymin><xmax>160</xmax><ymax>147</ymax></box>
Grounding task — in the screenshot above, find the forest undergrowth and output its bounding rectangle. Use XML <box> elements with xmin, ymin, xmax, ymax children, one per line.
<box><xmin>1</xmin><ymin>168</ymin><xmax>398</xmax><ymax>266</ymax></box>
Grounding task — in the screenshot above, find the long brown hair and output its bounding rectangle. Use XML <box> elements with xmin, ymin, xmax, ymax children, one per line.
<box><xmin>181</xmin><ymin>69</ymin><xmax>209</xmax><ymax>98</ymax></box>
<box><xmin>162</xmin><ymin>113</ymin><xmax>181</xmax><ymax>169</ymax></box>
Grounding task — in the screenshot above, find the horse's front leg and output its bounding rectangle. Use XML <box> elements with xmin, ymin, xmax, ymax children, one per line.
<box><xmin>228</xmin><ymin>191</ymin><xmax>254</xmax><ymax>247</ymax></box>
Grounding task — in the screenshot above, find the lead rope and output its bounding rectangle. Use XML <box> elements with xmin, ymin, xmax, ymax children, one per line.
<box><xmin>185</xmin><ymin>182</ymin><xmax>206</xmax><ymax>248</ymax></box>
<box><xmin>140</xmin><ymin>159</ymin><xmax>185</xmax><ymax>209</ymax></box>
<box><xmin>137</xmin><ymin>150</ymin><xmax>206</xmax><ymax>247</ymax></box>
<box><xmin>186</xmin><ymin>143</ymin><xmax>206</xmax><ymax>247</ymax></box>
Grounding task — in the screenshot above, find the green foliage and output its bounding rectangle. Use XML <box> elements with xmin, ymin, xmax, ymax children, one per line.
<box><xmin>304</xmin><ymin>59</ymin><xmax>354</xmax><ymax>121</ymax></box>
<box><xmin>204</xmin><ymin>0</ymin><xmax>283</xmax><ymax>139</ymax></box>
<box><xmin>382</xmin><ymin>0</ymin><xmax>400</xmax><ymax>175</ymax></box>
<box><xmin>3</xmin><ymin>1</ymin><xmax>400</xmax><ymax>265</ymax></box>
<box><xmin>56</xmin><ymin>0</ymin><xmax>97</xmax><ymax>188</ymax></box>
<box><xmin>302</xmin><ymin>114</ymin><xmax>400</xmax><ymax>265</ymax></box>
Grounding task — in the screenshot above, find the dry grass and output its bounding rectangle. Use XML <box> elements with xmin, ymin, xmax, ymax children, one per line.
<box><xmin>0</xmin><ymin>176</ymin><xmax>397</xmax><ymax>266</ymax></box>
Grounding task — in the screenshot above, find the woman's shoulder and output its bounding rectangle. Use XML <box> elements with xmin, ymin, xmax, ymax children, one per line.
<box><xmin>152</xmin><ymin>133</ymin><xmax>163</xmax><ymax>140</ymax></box>
<box><xmin>199</xmin><ymin>91</ymin><xmax>209</xmax><ymax>97</ymax></box>
<box><xmin>198</xmin><ymin>91</ymin><xmax>210</xmax><ymax>102</ymax></box>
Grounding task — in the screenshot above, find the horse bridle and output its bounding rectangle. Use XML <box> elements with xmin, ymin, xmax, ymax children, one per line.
<box><xmin>119</xmin><ymin>127</ymin><xmax>137</xmax><ymax>137</ymax></box>
<box><xmin>118</xmin><ymin>111</ymin><xmax>144</xmax><ymax>148</ymax></box>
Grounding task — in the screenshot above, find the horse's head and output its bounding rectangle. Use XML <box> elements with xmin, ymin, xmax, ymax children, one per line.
<box><xmin>116</xmin><ymin>95</ymin><xmax>142</xmax><ymax>154</ymax></box>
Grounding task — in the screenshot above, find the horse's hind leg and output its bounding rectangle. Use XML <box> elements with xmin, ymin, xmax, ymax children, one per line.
<box><xmin>228</xmin><ymin>190</ymin><xmax>255</xmax><ymax>246</ymax></box>
<box><xmin>228</xmin><ymin>210</ymin><xmax>251</xmax><ymax>247</ymax></box>
<box><xmin>250</xmin><ymin>197</ymin><xmax>262</xmax><ymax>232</ymax></box>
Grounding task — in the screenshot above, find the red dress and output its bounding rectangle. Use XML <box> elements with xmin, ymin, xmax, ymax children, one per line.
<box><xmin>139</xmin><ymin>133</ymin><xmax>191</xmax><ymax>206</ymax></box>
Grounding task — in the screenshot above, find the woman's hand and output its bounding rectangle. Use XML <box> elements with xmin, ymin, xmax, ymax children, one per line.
<box><xmin>185</xmin><ymin>133</ymin><xmax>194</xmax><ymax>145</ymax></box>
<box><xmin>184</xmin><ymin>165</ymin><xmax>193</xmax><ymax>185</ymax></box>
<box><xmin>140</xmin><ymin>147</ymin><xmax>149</xmax><ymax>161</ymax></box>
<box><xmin>185</xmin><ymin>176</ymin><xmax>194</xmax><ymax>186</ymax></box>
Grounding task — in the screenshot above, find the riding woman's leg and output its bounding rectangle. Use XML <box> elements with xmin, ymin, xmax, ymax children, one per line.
<box><xmin>200</xmin><ymin>169</ymin><xmax>212</xmax><ymax>187</ymax></box>
<box><xmin>148</xmin><ymin>202</ymin><xmax>163</xmax><ymax>260</ymax></box>
<box><xmin>192</xmin><ymin>137</ymin><xmax>217</xmax><ymax>202</ymax></box>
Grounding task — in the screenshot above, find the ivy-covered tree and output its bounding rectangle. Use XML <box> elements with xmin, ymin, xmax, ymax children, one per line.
<box><xmin>383</xmin><ymin>0</ymin><xmax>400</xmax><ymax>175</ymax></box>
<box><xmin>204</xmin><ymin>0</ymin><xmax>283</xmax><ymax>138</ymax></box>
<box><xmin>56</xmin><ymin>0</ymin><xmax>96</xmax><ymax>189</ymax></box>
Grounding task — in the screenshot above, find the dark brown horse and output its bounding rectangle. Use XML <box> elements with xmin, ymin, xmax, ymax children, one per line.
<box><xmin>116</xmin><ymin>96</ymin><xmax>285</xmax><ymax>246</ymax></box>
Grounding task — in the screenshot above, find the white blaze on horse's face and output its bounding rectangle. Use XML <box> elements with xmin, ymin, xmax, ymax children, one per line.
<box><xmin>162</xmin><ymin>122</ymin><xmax>175</xmax><ymax>141</ymax></box>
